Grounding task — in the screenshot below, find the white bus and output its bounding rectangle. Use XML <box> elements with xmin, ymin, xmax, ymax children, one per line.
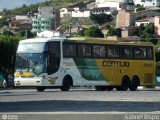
<box><xmin>14</xmin><ymin>31</ymin><xmax>155</xmax><ymax>91</ymax></box>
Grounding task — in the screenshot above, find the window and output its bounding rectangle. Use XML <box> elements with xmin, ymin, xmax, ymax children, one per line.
<box><xmin>78</xmin><ymin>44</ymin><xmax>91</xmax><ymax>57</ymax></box>
<box><xmin>47</xmin><ymin>42</ymin><xmax>60</xmax><ymax>74</ymax></box>
<box><xmin>120</xmin><ymin>46</ymin><xmax>132</xmax><ymax>59</ymax></box>
<box><xmin>106</xmin><ymin>45</ymin><xmax>119</xmax><ymax>58</ymax></box>
<box><xmin>63</xmin><ymin>43</ymin><xmax>76</xmax><ymax>57</ymax></box>
<box><xmin>134</xmin><ymin>47</ymin><xmax>147</xmax><ymax>59</ymax></box>
<box><xmin>48</xmin><ymin>42</ymin><xmax>60</xmax><ymax>57</ymax></box>
<box><xmin>147</xmin><ymin>47</ymin><xmax>153</xmax><ymax>60</ymax></box>
<box><xmin>93</xmin><ymin>45</ymin><xmax>106</xmax><ymax>57</ymax></box>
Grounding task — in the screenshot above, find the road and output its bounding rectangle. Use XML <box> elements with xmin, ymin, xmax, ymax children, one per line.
<box><xmin>0</xmin><ymin>88</ymin><xmax>160</xmax><ymax>120</ymax></box>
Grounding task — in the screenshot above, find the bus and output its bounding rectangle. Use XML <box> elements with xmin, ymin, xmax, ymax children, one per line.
<box><xmin>14</xmin><ymin>31</ymin><xmax>156</xmax><ymax>91</ymax></box>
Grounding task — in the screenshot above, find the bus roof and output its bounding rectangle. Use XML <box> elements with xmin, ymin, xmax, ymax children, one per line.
<box><xmin>67</xmin><ymin>37</ymin><xmax>154</xmax><ymax>46</ymax></box>
<box><xmin>19</xmin><ymin>37</ymin><xmax>64</xmax><ymax>43</ymax></box>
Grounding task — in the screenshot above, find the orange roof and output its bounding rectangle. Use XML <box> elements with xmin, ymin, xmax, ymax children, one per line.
<box><xmin>136</xmin><ymin>17</ymin><xmax>154</xmax><ymax>22</ymax></box>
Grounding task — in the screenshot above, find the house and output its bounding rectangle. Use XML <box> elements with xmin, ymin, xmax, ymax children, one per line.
<box><xmin>121</xmin><ymin>26</ymin><xmax>137</xmax><ymax>38</ymax></box>
<box><xmin>60</xmin><ymin>7</ymin><xmax>90</xmax><ymax>18</ymax></box>
<box><xmin>134</xmin><ymin>0</ymin><xmax>160</xmax><ymax>7</ymax></box>
<box><xmin>116</xmin><ymin>10</ymin><xmax>160</xmax><ymax>28</ymax></box>
<box><xmin>32</xmin><ymin>7</ymin><xmax>60</xmax><ymax>33</ymax></box>
<box><xmin>95</xmin><ymin>0</ymin><xmax>134</xmax><ymax>10</ymax></box>
<box><xmin>90</xmin><ymin>7</ymin><xmax>111</xmax><ymax>14</ymax></box>
<box><xmin>135</xmin><ymin>17</ymin><xmax>155</xmax><ymax>26</ymax></box>
<box><xmin>154</xmin><ymin>16</ymin><xmax>160</xmax><ymax>35</ymax></box>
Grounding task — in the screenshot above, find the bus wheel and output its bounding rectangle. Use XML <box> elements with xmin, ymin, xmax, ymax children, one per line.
<box><xmin>106</xmin><ymin>86</ymin><xmax>114</xmax><ymax>91</ymax></box>
<box><xmin>36</xmin><ymin>87</ymin><xmax>45</xmax><ymax>92</ymax></box>
<box><xmin>95</xmin><ymin>86</ymin><xmax>107</xmax><ymax>91</ymax></box>
<box><xmin>60</xmin><ymin>76</ymin><xmax>72</xmax><ymax>91</ymax></box>
<box><xmin>116</xmin><ymin>76</ymin><xmax>130</xmax><ymax>91</ymax></box>
<box><xmin>129</xmin><ymin>76</ymin><xmax>140</xmax><ymax>91</ymax></box>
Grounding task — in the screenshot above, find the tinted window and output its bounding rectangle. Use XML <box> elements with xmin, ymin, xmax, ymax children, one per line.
<box><xmin>120</xmin><ymin>46</ymin><xmax>132</xmax><ymax>59</ymax></box>
<box><xmin>106</xmin><ymin>45</ymin><xmax>119</xmax><ymax>58</ymax></box>
<box><xmin>93</xmin><ymin>45</ymin><xmax>106</xmax><ymax>57</ymax></box>
<box><xmin>63</xmin><ymin>43</ymin><xmax>76</xmax><ymax>57</ymax></box>
<box><xmin>78</xmin><ymin>44</ymin><xmax>91</xmax><ymax>57</ymax></box>
<box><xmin>134</xmin><ymin>47</ymin><xmax>147</xmax><ymax>59</ymax></box>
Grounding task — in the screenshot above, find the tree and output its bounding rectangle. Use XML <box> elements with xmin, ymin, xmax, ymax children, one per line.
<box><xmin>84</xmin><ymin>26</ymin><xmax>104</xmax><ymax>37</ymax></box>
<box><xmin>139</xmin><ymin>23</ymin><xmax>157</xmax><ymax>44</ymax></box>
<box><xmin>0</xmin><ymin>35</ymin><xmax>21</xmax><ymax>83</ymax></box>
<box><xmin>107</xmin><ymin>27</ymin><xmax>122</xmax><ymax>37</ymax></box>
<box><xmin>20</xmin><ymin>30</ymin><xmax>36</xmax><ymax>38</ymax></box>
<box><xmin>136</xmin><ymin>7</ymin><xmax>145</xmax><ymax>12</ymax></box>
<box><xmin>90</xmin><ymin>13</ymin><xmax>112</xmax><ymax>25</ymax></box>
<box><xmin>78</xmin><ymin>26</ymin><xmax>104</xmax><ymax>38</ymax></box>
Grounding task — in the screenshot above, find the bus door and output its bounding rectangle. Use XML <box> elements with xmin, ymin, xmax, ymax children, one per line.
<box><xmin>47</xmin><ymin>42</ymin><xmax>60</xmax><ymax>75</ymax></box>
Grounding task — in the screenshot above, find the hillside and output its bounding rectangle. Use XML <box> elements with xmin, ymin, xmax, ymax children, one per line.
<box><xmin>1</xmin><ymin>0</ymin><xmax>92</xmax><ymax>17</ymax></box>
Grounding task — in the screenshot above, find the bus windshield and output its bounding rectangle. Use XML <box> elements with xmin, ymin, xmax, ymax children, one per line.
<box><xmin>16</xmin><ymin>53</ymin><xmax>46</xmax><ymax>75</ymax></box>
<box><xmin>17</xmin><ymin>42</ymin><xmax>46</xmax><ymax>53</ymax></box>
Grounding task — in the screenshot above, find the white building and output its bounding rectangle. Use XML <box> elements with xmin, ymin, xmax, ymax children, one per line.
<box><xmin>60</xmin><ymin>7</ymin><xmax>90</xmax><ymax>18</ymax></box>
<box><xmin>135</xmin><ymin>17</ymin><xmax>155</xmax><ymax>26</ymax></box>
<box><xmin>96</xmin><ymin>0</ymin><xmax>124</xmax><ymax>10</ymax></box>
<box><xmin>95</xmin><ymin>0</ymin><xmax>134</xmax><ymax>10</ymax></box>
<box><xmin>134</xmin><ymin>0</ymin><xmax>160</xmax><ymax>7</ymax></box>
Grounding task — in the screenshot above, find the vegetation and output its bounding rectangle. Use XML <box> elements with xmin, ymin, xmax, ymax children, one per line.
<box><xmin>78</xmin><ymin>26</ymin><xmax>104</xmax><ymax>37</ymax></box>
<box><xmin>0</xmin><ymin>35</ymin><xmax>21</xmax><ymax>81</ymax></box>
<box><xmin>136</xmin><ymin>7</ymin><xmax>146</xmax><ymax>12</ymax></box>
<box><xmin>138</xmin><ymin>23</ymin><xmax>158</xmax><ymax>44</ymax></box>
<box><xmin>90</xmin><ymin>13</ymin><xmax>112</xmax><ymax>25</ymax></box>
<box><xmin>106</xmin><ymin>27</ymin><xmax>121</xmax><ymax>37</ymax></box>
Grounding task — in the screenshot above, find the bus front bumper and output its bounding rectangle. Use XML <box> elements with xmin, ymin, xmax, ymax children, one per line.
<box><xmin>14</xmin><ymin>77</ymin><xmax>43</xmax><ymax>86</ymax></box>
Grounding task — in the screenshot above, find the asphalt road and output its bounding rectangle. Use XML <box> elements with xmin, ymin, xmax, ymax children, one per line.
<box><xmin>0</xmin><ymin>88</ymin><xmax>160</xmax><ymax>120</ymax></box>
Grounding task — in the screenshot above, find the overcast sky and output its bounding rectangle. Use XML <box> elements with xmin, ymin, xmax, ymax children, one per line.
<box><xmin>0</xmin><ymin>0</ymin><xmax>49</xmax><ymax>11</ymax></box>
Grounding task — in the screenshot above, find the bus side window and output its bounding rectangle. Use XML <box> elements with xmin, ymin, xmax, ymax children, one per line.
<box><xmin>78</xmin><ymin>44</ymin><xmax>91</xmax><ymax>57</ymax></box>
<box><xmin>63</xmin><ymin>43</ymin><xmax>76</xmax><ymax>57</ymax></box>
<box><xmin>107</xmin><ymin>45</ymin><xmax>119</xmax><ymax>58</ymax></box>
<box><xmin>134</xmin><ymin>47</ymin><xmax>146</xmax><ymax>59</ymax></box>
<box><xmin>93</xmin><ymin>45</ymin><xmax>106</xmax><ymax>58</ymax></box>
<box><xmin>120</xmin><ymin>46</ymin><xmax>132</xmax><ymax>59</ymax></box>
<box><xmin>147</xmin><ymin>48</ymin><xmax>153</xmax><ymax>60</ymax></box>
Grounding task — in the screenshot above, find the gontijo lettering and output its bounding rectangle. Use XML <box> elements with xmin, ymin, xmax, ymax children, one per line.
<box><xmin>103</xmin><ymin>61</ymin><xmax>129</xmax><ymax>67</ymax></box>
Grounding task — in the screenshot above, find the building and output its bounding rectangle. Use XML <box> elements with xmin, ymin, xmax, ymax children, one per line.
<box><xmin>121</xmin><ymin>26</ymin><xmax>137</xmax><ymax>38</ymax></box>
<box><xmin>116</xmin><ymin>10</ymin><xmax>160</xmax><ymax>28</ymax></box>
<box><xmin>32</xmin><ymin>7</ymin><xmax>60</xmax><ymax>33</ymax></box>
<box><xmin>95</xmin><ymin>0</ymin><xmax>134</xmax><ymax>10</ymax></box>
<box><xmin>90</xmin><ymin>7</ymin><xmax>111</xmax><ymax>14</ymax></box>
<box><xmin>135</xmin><ymin>17</ymin><xmax>155</xmax><ymax>26</ymax></box>
<box><xmin>8</xmin><ymin>15</ymin><xmax>32</xmax><ymax>34</ymax></box>
<box><xmin>154</xmin><ymin>16</ymin><xmax>160</xmax><ymax>35</ymax></box>
<box><xmin>134</xmin><ymin>0</ymin><xmax>160</xmax><ymax>7</ymax></box>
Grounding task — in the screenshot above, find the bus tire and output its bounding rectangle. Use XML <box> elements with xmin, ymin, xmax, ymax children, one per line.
<box><xmin>106</xmin><ymin>86</ymin><xmax>114</xmax><ymax>91</ymax></box>
<box><xmin>60</xmin><ymin>76</ymin><xmax>72</xmax><ymax>91</ymax></box>
<box><xmin>36</xmin><ymin>87</ymin><xmax>45</xmax><ymax>92</ymax></box>
<box><xmin>129</xmin><ymin>76</ymin><xmax>140</xmax><ymax>91</ymax></box>
<box><xmin>116</xmin><ymin>76</ymin><xmax>130</xmax><ymax>91</ymax></box>
<box><xmin>95</xmin><ymin>86</ymin><xmax>107</xmax><ymax>91</ymax></box>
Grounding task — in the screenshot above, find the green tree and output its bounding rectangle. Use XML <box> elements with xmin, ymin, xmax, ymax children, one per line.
<box><xmin>0</xmin><ymin>35</ymin><xmax>21</xmax><ymax>83</ymax></box>
<box><xmin>107</xmin><ymin>27</ymin><xmax>122</xmax><ymax>37</ymax></box>
<box><xmin>136</xmin><ymin>7</ymin><xmax>145</xmax><ymax>12</ymax></box>
<box><xmin>139</xmin><ymin>23</ymin><xmax>157</xmax><ymax>44</ymax></box>
<box><xmin>83</xmin><ymin>26</ymin><xmax>104</xmax><ymax>37</ymax></box>
<box><xmin>20</xmin><ymin>30</ymin><xmax>36</xmax><ymax>38</ymax></box>
<box><xmin>90</xmin><ymin>13</ymin><xmax>112</xmax><ymax>25</ymax></box>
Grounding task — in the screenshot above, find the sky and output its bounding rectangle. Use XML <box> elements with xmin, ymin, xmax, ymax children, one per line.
<box><xmin>0</xmin><ymin>0</ymin><xmax>49</xmax><ymax>12</ymax></box>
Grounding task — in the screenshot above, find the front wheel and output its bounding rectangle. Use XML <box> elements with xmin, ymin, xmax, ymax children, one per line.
<box><xmin>60</xmin><ymin>76</ymin><xmax>72</xmax><ymax>91</ymax></box>
<box><xmin>36</xmin><ymin>87</ymin><xmax>45</xmax><ymax>92</ymax></box>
